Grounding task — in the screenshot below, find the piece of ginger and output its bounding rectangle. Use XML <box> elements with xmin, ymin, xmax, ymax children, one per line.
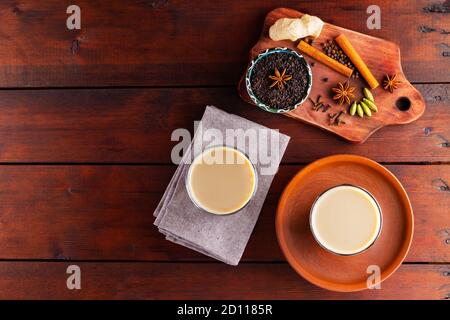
<box><xmin>269</xmin><ymin>14</ymin><xmax>324</xmax><ymax>41</ymax></box>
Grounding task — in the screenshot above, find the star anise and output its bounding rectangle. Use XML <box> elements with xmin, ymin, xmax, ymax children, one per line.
<box><xmin>331</xmin><ymin>81</ymin><xmax>355</xmax><ymax>105</ymax></box>
<box><xmin>269</xmin><ymin>67</ymin><xmax>292</xmax><ymax>90</ymax></box>
<box><xmin>383</xmin><ymin>74</ymin><xmax>401</xmax><ymax>93</ymax></box>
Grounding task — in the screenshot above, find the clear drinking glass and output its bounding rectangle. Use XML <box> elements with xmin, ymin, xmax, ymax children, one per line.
<box><xmin>185</xmin><ymin>145</ymin><xmax>258</xmax><ymax>215</ymax></box>
<box><xmin>309</xmin><ymin>184</ymin><xmax>383</xmax><ymax>256</ymax></box>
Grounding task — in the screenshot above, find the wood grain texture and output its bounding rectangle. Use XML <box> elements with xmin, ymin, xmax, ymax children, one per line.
<box><xmin>0</xmin><ymin>0</ymin><xmax>447</xmax><ymax>300</ymax></box>
<box><xmin>0</xmin><ymin>165</ymin><xmax>447</xmax><ymax>263</ymax></box>
<box><xmin>0</xmin><ymin>84</ymin><xmax>447</xmax><ymax>163</ymax></box>
<box><xmin>238</xmin><ymin>8</ymin><xmax>426</xmax><ymax>143</ymax></box>
<box><xmin>0</xmin><ymin>0</ymin><xmax>447</xmax><ymax>87</ymax></box>
<box><xmin>0</xmin><ymin>262</ymin><xmax>447</xmax><ymax>299</ymax></box>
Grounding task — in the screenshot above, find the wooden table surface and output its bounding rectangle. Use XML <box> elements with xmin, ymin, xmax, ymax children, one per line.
<box><xmin>0</xmin><ymin>0</ymin><xmax>448</xmax><ymax>300</ymax></box>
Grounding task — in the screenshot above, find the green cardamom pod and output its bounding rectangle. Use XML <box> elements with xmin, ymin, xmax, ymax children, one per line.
<box><xmin>363</xmin><ymin>88</ymin><xmax>374</xmax><ymax>102</ymax></box>
<box><xmin>357</xmin><ymin>104</ymin><xmax>364</xmax><ymax>118</ymax></box>
<box><xmin>350</xmin><ymin>101</ymin><xmax>357</xmax><ymax>116</ymax></box>
<box><xmin>360</xmin><ymin>101</ymin><xmax>372</xmax><ymax>117</ymax></box>
<box><xmin>362</xmin><ymin>98</ymin><xmax>378</xmax><ymax>112</ymax></box>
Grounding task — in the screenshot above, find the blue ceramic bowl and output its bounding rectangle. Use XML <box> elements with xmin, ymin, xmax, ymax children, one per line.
<box><xmin>245</xmin><ymin>47</ymin><xmax>312</xmax><ymax>113</ymax></box>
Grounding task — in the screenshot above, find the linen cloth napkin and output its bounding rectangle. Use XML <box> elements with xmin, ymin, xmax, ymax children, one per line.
<box><xmin>154</xmin><ymin>106</ymin><xmax>290</xmax><ymax>265</ymax></box>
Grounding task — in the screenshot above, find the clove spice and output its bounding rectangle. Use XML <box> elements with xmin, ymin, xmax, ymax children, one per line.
<box><xmin>329</xmin><ymin>111</ymin><xmax>346</xmax><ymax>126</ymax></box>
<box><xmin>309</xmin><ymin>95</ymin><xmax>331</xmax><ymax>112</ymax></box>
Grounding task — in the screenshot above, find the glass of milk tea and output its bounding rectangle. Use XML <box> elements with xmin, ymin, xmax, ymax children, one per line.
<box><xmin>186</xmin><ymin>146</ymin><xmax>258</xmax><ymax>215</ymax></box>
<box><xmin>310</xmin><ymin>185</ymin><xmax>382</xmax><ymax>255</ymax></box>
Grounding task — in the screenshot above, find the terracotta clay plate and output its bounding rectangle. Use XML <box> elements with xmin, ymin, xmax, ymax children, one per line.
<box><xmin>276</xmin><ymin>155</ymin><xmax>414</xmax><ymax>292</ymax></box>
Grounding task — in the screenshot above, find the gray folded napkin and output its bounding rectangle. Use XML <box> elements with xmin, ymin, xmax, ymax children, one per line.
<box><xmin>154</xmin><ymin>106</ymin><xmax>290</xmax><ymax>265</ymax></box>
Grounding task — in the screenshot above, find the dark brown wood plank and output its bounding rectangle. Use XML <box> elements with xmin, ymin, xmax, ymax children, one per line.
<box><xmin>0</xmin><ymin>84</ymin><xmax>447</xmax><ymax>163</ymax></box>
<box><xmin>0</xmin><ymin>164</ymin><xmax>447</xmax><ymax>262</ymax></box>
<box><xmin>0</xmin><ymin>262</ymin><xmax>446</xmax><ymax>299</ymax></box>
<box><xmin>0</xmin><ymin>0</ymin><xmax>448</xmax><ymax>87</ymax></box>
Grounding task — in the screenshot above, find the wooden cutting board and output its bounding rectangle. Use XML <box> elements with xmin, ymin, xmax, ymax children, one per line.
<box><xmin>238</xmin><ymin>8</ymin><xmax>426</xmax><ymax>143</ymax></box>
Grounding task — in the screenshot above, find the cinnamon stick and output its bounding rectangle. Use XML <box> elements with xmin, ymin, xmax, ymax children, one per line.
<box><xmin>297</xmin><ymin>41</ymin><xmax>353</xmax><ymax>78</ymax></box>
<box><xmin>335</xmin><ymin>34</ymin><xmax>379</xmax><ymax>89</ymax></box>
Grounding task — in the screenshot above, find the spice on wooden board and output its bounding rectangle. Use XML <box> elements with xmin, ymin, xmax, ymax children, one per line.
<box><xmin>348</xmin><ymin>88</ymin><xmax>378</xmax><ymax>118</ymax></box>
<box><xmin>356</xmin><ymin>103</ymin><xmax>364</xmax><ymax>118</ymax></box>
<box><xmin>363</xmin><ymin>87</ymin><xmax>374</xmax><ymax>102</ymax></box>
<box><xmin>297</xmin><ymin>40</ymin><xmax>353</xmax><ymax>78</ymax></box>
<box><xmin>334</xmin><ymin>34</ymin><xmax>379</xmax><ymax>89</ymax></box>
<box><xmin>332</xmin><ymin>81</ymin><xmax>355</xmax><ymax>105</ymax></box>
<box><xmin>250</xmin><ymin>52</ymin><xmax>310</xmax><ymax>110</ymax></box>
<box><xmin>362</xmin><ymin>98</ymin><xmax>378</xmax><ymax>112</ymax></box>
<box><xmin>329</xmin><ymin>111</ymin><xmax>346</xmax><ymax>126</ymax></box>
<box><xmin>321</xmin><ymin>40</ymin><xmax>359</xmax><ymax>79</ymax></box>
<box><xmin>349</xmin><ymin>101</ymin><xmax>357</xmax><ymax>116</ymax></box>
<box><xmin>309</xmin><ymin>95</ymin><xmax>331</xmax><ymax>112</ymax></box>
<box><xmin>269</xmin><ymin>15</ymin><xmax>324</xmax><ymax>41</ymax></box>
<box><xmin>383</xmin><ymin>74</ymin><xmax>402</xmax><ymax>93</ymax></box>
<box><xmin>360</xmin><ymin>101</ymin><xmax>372</xmax><ymax>117</ymax></box>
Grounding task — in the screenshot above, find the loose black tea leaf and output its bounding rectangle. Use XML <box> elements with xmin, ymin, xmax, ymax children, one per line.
<box><xmin>250</xmin><ymin>52</ymin><xmax>309</xmax><ymax>110</ymax></box>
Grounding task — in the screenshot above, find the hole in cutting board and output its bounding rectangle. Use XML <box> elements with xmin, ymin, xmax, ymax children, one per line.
<box><xmin>396</xmin><ymin>97</ymin><xmax>411</xmax><ymax>111</ymax></box>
